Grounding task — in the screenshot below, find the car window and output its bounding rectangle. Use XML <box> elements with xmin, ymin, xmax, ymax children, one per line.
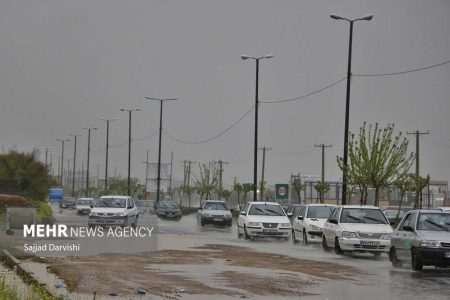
<box><xmin>204</xmin><ymin>202</ymin><xmax>229</xmax><ymax>211</ymax></box>
<box><xmin>129</xmin><ymin>199</ymin><xmax>135</xmax><ymax>207</ymax></box>
<box><xmin>298</xmin><ymin>207</ymin><xmax>306</xmax><ymax>217</ymax></box>
<box><xmin>340</xmin><ymin>208</ymin><xmax>388</xmax><ymax>224</ymax></box>
<box><xmin>404</xmin><ymin>212</ymin><xmax>418</xmax><ymax>229</ymax></box>
<box><xmin>248</xmin><ymin>204</ymin><xmax>285</xmax><ymax>216</ymax></box>
<box><xmin>399</xmin><ymin>213</ymin><xmax>412</xmax><ymax>231</ymax></box>
<box><xmin>76</xmin><ymin>200</ymin><xmax>91</xmax><ymax>205</ymax></box>
<box><xmin>307</xmin><ymin>206</ymin><xmax>334</xmax><ymax>219</ymax></box>
<box><xmin>242</xmin><ymin>203</ymin><xmax>249</xmax><ymax>214</ymax></box>
<box><xmin>417</xmin><ymin>213</ymin><xmax>450</xmax><ymax>231</ymax></box>
<box><xmin>96</xmin><ymin>198</ymin><xmax>126</xmax><ymax>208</ymax></box>
<box><xmin>328</xmin><ymin>208</ymin><xmax>339</xmax><ymax>222</ymax></box>
<box><xmin>293</xmin><ymin>206</ymin><xmax>303</xmax><ymax>217</ymax></box>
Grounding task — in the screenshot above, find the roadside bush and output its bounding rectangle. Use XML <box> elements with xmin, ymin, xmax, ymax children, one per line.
<box><xmin>181</xmin><ymin>207</ymin><xmax>198</xmax><ymax>215</ymax></box>
<box><xmin>0</xmin><ymin>194</ymin><xmax>33</xmax><ymax>210</ymax></box>
<box><xmin>32</xmin><ymin>201</ymin><xmax>54</xmax><ymax>224</ymax></box>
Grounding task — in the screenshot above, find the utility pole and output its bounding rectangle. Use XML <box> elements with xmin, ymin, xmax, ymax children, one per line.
<box><xmin>258</xmin><ymin>146</ymin><xmax>272</xmax><ymax>201</ymax></box>
<box><xmin>407</xmin><ymin>130</ymin><xmax>429</xmax><ymax>181</ymax></box>
<box><xmin>216</xmin><ymin>160</ymin><xmax>228</xmax><ymax>200</ymax></box>
<box><xmin>100</xmin><ymin>118</ymin><xmax>116</xmax><ymax>192</ymax></box>
<box><xmin>81</xmin><ymin>161</ymin><xmax>85</xmax><ymax>193</ymax></box>
<box><xmin>69</xmin><ymin>133</ymin><xmax>81</xmax><ymax>197</ymax></box>
<box><xmin>169</xmin><ymin>151</ymin><xmax>174</xmax><ymax>195</ymax></box>
<box><xmin>183</xmin><ymin>160</ymin><xmax>187</xmax><ymax>186</ymax></box>
<box><xmin>143</xmin><ymin>150</ymin><xmax>149</xmax><ymax>200</ymax></box>
<box><xmin>56</xmin><ymin>139</ymin><xmax>69</xmax><ymax>188</ymax></box>
<box><xmin>314</xmin><ymin>144</ymin><xmax>332</xmax><ymax>203</ymax></box>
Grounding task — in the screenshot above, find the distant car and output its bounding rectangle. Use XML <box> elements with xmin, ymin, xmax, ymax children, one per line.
<box><xmin>136</xmin><ymin>200</ymin><xmax>155</xmax><ymax>214</ymax></box>
<box><xmin>197</xmin><ymin>200</ymin><xmax>232</xmax><ymax>226</ymax></box>
<box><xmin>237</xmin><ymin>202</ymin><xmax>291</xmax><ymax>239</ymax></box>
<box><xmin>434</xmin><ymin>207</ymin><xmax>450</xmax><ymax>212</ymax></box>
<box><xmin>322</xmin><ymin>205</ymin><xmax>393</xmax><ymax>256</ymax></box>
<box><xmin>389</xmin><ymin>210</ymin><xmax>450</xmax><ymax>271</ymax></box>
<box><xmin>156</xmin><ymin>201</ymin><xmax>182</xmax><ymax>219</ymax></box>
<box><xmin>60</xmin><ymin>198</ymin><xmax>76</xmax><ymax>209</ymax></box>
<box><xmin>384</xmin><ymin>210</ymin><xmax>406</xmax><ymax>224</ymax></box>
<box><xmin>292</xmin><ymin>204</ymin><xmax>336</xmax><ymax>244</ymax></box>
<box><xmin>76</xmin><ymin>198</ymin><xmax>95</xmax><ymax>214</ymax></box>
<box><xmin>88</xmin><ymin>196</ymin><xmax>138</xmax><ymax>228</ymax></box>
<box><xmin>285</xmin><ymin>204</ymin><xmax>306</xmax><ymax>224</ymax></box>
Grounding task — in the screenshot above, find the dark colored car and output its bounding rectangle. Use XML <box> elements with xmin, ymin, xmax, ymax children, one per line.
<box><xmin>60</xmin><ymin>198</ymin><xmax>76</xmax><ymax>209</ymax></box>
<box><xmin>285</xmin><ymin>204</ymin><xmax>306</xmax><ymax>224</ymax></box>
<box><xmin>136</xmin><ymin>200</ymin><xmax>155</xmax><ymax>214</ymax></box>
<box><xmin>156</xmin><ymin>201</ymin><xmax>182</xmax><ymax>219</ymax></box>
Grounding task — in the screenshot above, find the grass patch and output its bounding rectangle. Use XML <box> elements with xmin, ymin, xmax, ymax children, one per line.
<box><xmin>32</xmin><ymin>201</ymin><xmax>55</xmax><ymax>224</ymax></box>
<box><xmin>47</xmin><ymin>265</ymin><xmax>81</xmax><ymax>293</ymax></box>
<box><xmin>181</xmin><ymin>206</ymin><xmax>198</xmax><ymax>215</ymax></box>
<box><xmin>0</xmin><ymin>274</ymin><xmax>62</xmax><ymax>300</ymax></box>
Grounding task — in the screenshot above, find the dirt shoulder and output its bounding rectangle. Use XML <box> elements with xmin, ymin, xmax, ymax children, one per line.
<box><xmin>44</xmin><ymin>243</ymin><xmax>363</xmax><ymax>299</ymax></box>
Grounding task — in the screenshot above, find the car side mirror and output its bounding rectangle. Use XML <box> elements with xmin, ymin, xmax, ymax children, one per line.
<box><xmin>127</xmin><ymin>205</ymin><xmax>133</xmax><ymax>209</ymax></box>
<box><xmin>328</xmin><ymin>219</ymin><xmax>338</xmax><ymax>225</ymax></box>
<box><xmin>198</xmin><ymin>207</ymin><xmax>203</xmax><ymax>210</ymax></box>
<box><xmin>240</xmin><ymin>211</ymin><xmax>246</xmax><ymax>216</ymax></box>
<box><xmin>403</xmin><ymin>225</ymin><xmax>414</xmax><ymax>232</ymax></box>
<box><xmin>287</xmin><ymin>213</ymin><xmax>293</xmax><ymax>217</ymax></box>
<box><xmin>90</xmin><ymin>204</ymin><xmax>93</xmax><ymax>208</ymax></box>
<box><xmin>297</xmin><ymin>215</ymin><xmax>304</xmax><ymax>220</ymax></box>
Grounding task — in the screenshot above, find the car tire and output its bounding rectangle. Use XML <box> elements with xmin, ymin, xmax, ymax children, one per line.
<box><xmin>322</xmin><ymin>236</ymin><xmax>330</xmax><ymax>252</ymax></box>
<box><xmin>411</xmin><ymin>249</ymin><xmax>423</xmax><ymax>271</ymax></box>
<box><xmin>292</xmin><ymin>229</ymin><xmax>298</xmax><ymax>244</ymax></box>
<box><xmin>389</xmin><ymin>247</ymin><xmax>402</xmax><ymax>268</ymax></box>
<box><xmin>132</xmin><ymin>216</ymin><xmax>138</xmax><ymax>229</ymax></box>
<box><xmin>335</xmin><ymin>237</ymin><xmax>344</xmax><ymax>255</ymax></box>
<box><xmin>237</xmin><ymin>226</ymin><xmax>243</xmax><ymax>238</ymax></box>
<box><xmin>244</xmin><ymin>225</ymin><xmax>250</xmax><ymax>240</ymax></box>
<box><xmin>303</xmin><ymin>230</ymin><xmax>308</xmax><ymax>245</ymax></box>
<box><xmin>200</xmin><ymin>217</ymin><xmax>205</xmax><ymax>226</ymax></box>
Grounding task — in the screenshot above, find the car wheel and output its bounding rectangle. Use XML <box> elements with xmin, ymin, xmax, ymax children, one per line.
<box><xmin>237</xmin><ymin>225</ymin><xmax>243</xmax><ymax>238</ymax></box>
<box><xmin>200</xmin><ymin>217</ymin><xmax>205</xmax><ymax>226</ymax></box>
<box><xmin>132</xmin><ymin>216</ymin><xmax>138</xmax><ymax>229</ymax></box>
<box><xmin>322</xmin><ymin>236</ymin><xmax>330</xmax><ymax>252</ymax></box>
<box><xmin>244</xmin><ymin>225</ymin><xmax>250</xmax><ymax>239</ymax></box>
<box><xmin>335</xmin><ymin>237</ymin><xmax>343</xmax><ymax>254</ymax></box>
<box><xmin>411</xmin><ymin>249</ymin><xmax>423</xmax><ymax>271</ymax></box>
<box><xmin>292</xmin><ymin>229</ymin><xmax>298</xmax><ymax>244</ymax></box>
<box><xmin>303</xmin><ymin>230</ymin><xmax>308</xmax><ymax>245</ymax></box>
<box><xmin>389</xmin><ymin>247</ymin><xmax>402</xmax><ymax>268</ymax></box>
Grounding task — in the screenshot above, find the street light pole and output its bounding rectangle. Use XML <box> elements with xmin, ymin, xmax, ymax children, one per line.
<box><xmin>330</xmin><ymin>13</ymin><xmax>373</xmax><ymax>205</ymax></box>
<box><xmin>145</xmin><ymin>97</ymin><xmax>177</xmax><ymax>203</ymax></box>
<box><xmin>69</xmin><ymin>133</ymin><xmax>81</xmax><ymax>197</ymax></box>
<box><xmin>56</xmin><ymin>138</ymin><xmax>69</xmax><ymax>188</ymax></box>
<box><xmin>241</xmin><ymin>54</ymin><xmax>274</xmax><ymax>202</ymax></box>
<box><xmin>120</xmin><ymin>108</ymin><xmax>140</xmax><ymax>196</ymax></box>
<box><xmin>82</xmin><ymin>127</ymin><xmax>97</xmax><ymax>197</ymax></box>
<box><xmin>100</xmin><ymin>118</ymin><xmax>117</xmax><ymax>192</ymax></box>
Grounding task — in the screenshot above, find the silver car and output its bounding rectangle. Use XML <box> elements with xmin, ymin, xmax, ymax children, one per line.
<box><xmin>390</xmin><ymin>210</ymin><xmax>450</xmax><ymax>271</ymax></box>
<box><xmin>197</xmin><ymin>200</ymin><xmax>232</xmax><ymax>226</ymax></box>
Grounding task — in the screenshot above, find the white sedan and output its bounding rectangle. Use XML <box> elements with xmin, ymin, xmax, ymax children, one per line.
<box><xmin>292</xmin><ymin>204</ymin><xmax>336</xmax><ymax>244</ymax></box>
<box><xmin>322</xmin><ymin>205</ymin><xmax>393</xmax><ymax>256</ymax></box>
<box><xmin>237</xmin><ymin>202</ymin><xmax>291</xmax><ymax>239</ymax></box>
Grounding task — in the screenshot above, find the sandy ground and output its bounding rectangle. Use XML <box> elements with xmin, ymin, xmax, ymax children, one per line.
<box><xmin>42</xmin><ymin>242</ymin><xmax>363</xmax><ymax>299</ymax></box>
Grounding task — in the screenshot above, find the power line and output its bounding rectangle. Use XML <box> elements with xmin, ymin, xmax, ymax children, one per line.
<box><xmin>354</xmin><ymin>59</ymin><xmax>450</xmax><ymax>77</ymax></box>
<box><xmin>260</xmin><ymin>77</ymin><xmax>347</xmax><ymax>104</ymax></box>
<box><xmin>163</xmin><ymin>106</ymin><xmax>254</xmax><ymax>144</ymax></box>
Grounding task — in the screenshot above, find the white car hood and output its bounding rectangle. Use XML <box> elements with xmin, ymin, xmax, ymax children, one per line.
<box><xmin>416</xmin><ymin>230</ymin><xmax>450</xmax><ymax>242</ymax></box>
<box><xmin>76</xmin><ymin>205</ymin><xmax>91</xmax><ymax>209</ymax></box>
<box><xmin>91</xmin><ymin>207</ymin><xmax>127</xmax><ymax>214</ymax></box>
<box><xmin>202</xmin><ymin>209</ymin><xmax>231</xmax><ymax>216</ymax></box>
<box><xmin>247</xmin><ymin>215</ymin><xmax>290</xmax><ymax>224</ymax></box>
<box><xmin>340</xmin><ymin>223</ymin><xmax>393</xmax><ymax>234</ymax></box>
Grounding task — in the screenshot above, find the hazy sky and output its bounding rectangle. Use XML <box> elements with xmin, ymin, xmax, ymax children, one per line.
<box><xmin>1</xmin><ymin>0</ymin><xmax>449</xmax><ymax>189</ymax></box>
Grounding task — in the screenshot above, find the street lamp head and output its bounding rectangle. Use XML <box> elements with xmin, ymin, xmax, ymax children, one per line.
<box><xmin>330</xmin><ymin>14</ymin><xmax>344</xmax><ymax>20</ymax></box>
<box><xmin>120</xmin><ymin>108</ymin><xmax>125</xmax><ymax>111</ymax></box>
<box><xmin>135</xmin><ymin>108</ymin><xmax>141</xmax><ymax>111</ymax></box>
<box><xmin>360</xmin><ymin>14</ymin><xmax>374</xmax><ymax>21</ymax></box>
<box><xmin>241</xmin><ymin>55</ymin><xmax>251</xmax><ymax>60</ymax></box>
<box><xmin>264</xmin><ymin>54</ymin><xmax>274</xmax><ymax>59</ymax></box>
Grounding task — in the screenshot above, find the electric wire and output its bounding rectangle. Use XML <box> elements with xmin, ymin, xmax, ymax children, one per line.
<box><xmin>354</xmin><ymin>60</ymin><xmax>450</xmax><ymax>77</ymax></box>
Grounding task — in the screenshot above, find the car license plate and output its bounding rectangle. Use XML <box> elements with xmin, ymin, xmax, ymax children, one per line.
<box><xmin>361</xmin><ymin>241</ymin><xmax>380</xmax><ymax>246</ymax></box>
<box><xmin>167</xmin><ymin>213</ymin><xmax>173</xmax><ymax>216</ymax></box>
<box><xmin>213</xmin><ymin>218</ymin><xmax>223</xmax><ymax>222</ymax></box>
<box><xmin>444</xmin><ymin>252</ymin><xmax>450</xmax><ymax>258</ymax></box>
<box><xmin>263</xmin><ymin>229</ymin><xmax>278</xmax><ymax>233</ymax></box>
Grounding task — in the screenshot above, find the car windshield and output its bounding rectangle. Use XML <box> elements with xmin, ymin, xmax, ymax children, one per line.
<box><xmin>159</xmin><ymin>202</ymin><xmax>179</xmax><ymax>209</ymax></box>
<box><xmin>417</xmin><ymin>213</ymin><xmax>450</xmax><ymax>231</ymax></box>
<box><xmin>248</xmin><ymin>204</ymin><xmax>285</xmax><ymax>216</ymax></box>
<box><xmin>385</xmin><ymin>210</ymin><xmax>405</xmax><ymax>218</ymax></box>
<box><xmin>95</xmin><ymin>198</ymin><xmax>126</xmax><ymax>208</ymax></box>
<box><xmin>137</xmin><ymin>201</ymin><xmax>153</xmax><ymax>207</ymax></box>
<box><xmin>76</xmin><ymin>200</ymin><xmax>92</xmax><ymax>205</ymax></box>
<box><xmin>340</xmin><ymin>208</ymin><xmax>388</xmax><ymax>224</ymax></box>
<box><xmin>204</xmin><ymin>202</ymin><xmax>229</xmax><ymax>211</ymax></box>
<box><xmin>307</xmin><ymin>206</ymin><xmax>334</xmax><ymax>218</ymax></box>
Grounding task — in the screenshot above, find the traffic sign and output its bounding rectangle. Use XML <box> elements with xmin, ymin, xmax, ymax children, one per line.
<box><xmin>275</xmin><ymin>184</ymin><xmax>289</xmax><ymax>200</ymax></box>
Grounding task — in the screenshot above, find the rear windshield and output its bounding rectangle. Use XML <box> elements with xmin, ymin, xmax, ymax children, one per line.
<box><xmin>307</xmin><ymin>206</ymin><xmax>334</xmax><ymax>219</ymax></box>
<box><xmin>204</xmin><ymin>202</ymin><xmax>229</xmax><ymax>211</ymax></box>
<box><xmin>96</xmin><ymin>198</ymin><xmax>126</xmax><ymax>208</ymax></box>
<box><xmin>137</xmin><ymin>201</ymin><xmax>154</xmax><ymax>207</ymax></box>
<box><xmin>340</xmin><ymin>208</ymin><xmax>388</xmax><ymax>224</ymax></box>
<box><xmin>159</xmin><ymin>202</ymin><xmax>179</xmax><ymax>209</ymax></box>
<box><xmin>248</xmin><ymin>204</ymin><xmax>285</xmax><ymax>216</ymax></box>
<box><xmin>76</xmin><ymin>200</ymin><xmax>92</xmax><ymax>205</ymax></box>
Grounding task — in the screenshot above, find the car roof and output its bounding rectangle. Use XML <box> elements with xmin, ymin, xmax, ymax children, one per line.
<box><xmin>247</xmin><ymin>202</ymin><xmax>281</xmax><ymax>205</ymax></box>
<box><xmin>204</xmin><ymin>200</ymin><xmax>226</xmax><ymax>203</ymax></box>
<box><xmin>409</xmin><ymin>209</ymin><xmax>450</xmax><ymax>214</ymax></box>
<box><xmin>99</xmin><ymin>195</ymin><xmax>129</xmax><ymax>199</ymax></box>
<box><xmin>305</xmin><ymin>204</ymin><xmax>336</xmax><ymax>207</ymax></box>
<box><xmin>288</xmin><ymin>204</ymin><xmax>305</xmax><ymax>207</ymax></box>
<box><xmin>340</xmin><ymin>205</ymin><xmax>380</xmax><ymax>209</ymax></box>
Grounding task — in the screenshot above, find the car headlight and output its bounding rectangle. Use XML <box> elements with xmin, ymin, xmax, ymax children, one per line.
<box><xmin>89</xmin><ymin>212</ymin><xmax>98</xmax><ymax>217</ymax></box>
<box><xmin>342</xmin><ymin>231</ymin><xmax>358</xmax><ymax>239</ymax></box>
<box><xmin>309</xmin><ymin>224</ymin><xmax>322</xmax><ymax>231</ymax></box>
<box><xmin>248</xmin><ymin>222</ymin><xmax>261</xmax><ymax>227</ymax></box>
<box><xmin>380</xmin><ymin>234</ymin><xmax>392</xmax><ymax>240</ymax></box>
<box><xmin>117</xmin><ymin>212</ymin><xmax>127</xmax><ymax>217</ymax></box>
<box><xmin>280</xmin><ymin>223</ymin><xmax>291</xmax><ymax>227</ymax></box>
<box><xmin>204</xmin><ymin>213</ymin><xmax>211</xmax><ymax>217</ymax></box>
<box><xmin>419</xmin><ymin>240</ymin><xmax>440</xmax><ymax>248</ymax></box>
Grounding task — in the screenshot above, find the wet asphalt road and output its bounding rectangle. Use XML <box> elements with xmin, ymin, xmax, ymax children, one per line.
<box><xmin>53</xmin><ymin>207</ymin><xmax>450</xmax><ymax>300</ymax></box>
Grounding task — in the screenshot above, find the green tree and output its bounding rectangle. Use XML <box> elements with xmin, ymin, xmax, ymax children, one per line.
<box><xmin>394</xmin><ymin>175</ymin><xmax>413</xmax><ymax>218</ymax></box>
<box><xmin>291</xmin><ymin>179</ymin><xmax>305</xmax><ymax>204</ymax></box>
<box><xmin>0</xmin><ymin>149</ymin><xmax>54</xmax><ymax>200</ymax></box>
<box><xmin>242</xmin><ymin>183</ymin><xmax>255</xmax><ymax>203</ymax></box>
<box><xmin>314</xmin><ymin>182</ymin><xmax>330</xmax><ymax>204</ymax></box>
<box><xmin>338</xmin><ymin>123</ymin><xmax>414</xmax><ymax>206</ymax></box>
<box><xmin>180</xmin><ymin>185</ymin><xmax>195</xmax><ymax>207</ymax></box>
<box><xmin>233</xmin><ymin>183</ymin><xmax>243</xmax><ymax>208</ymax></box>
<box><xmin>411</xmin><ymin>174</ymin><xmax>430</xmax><ymax>209</ymax></box>
<box><xmin>258</xmin><ymin>180</ymin><xmax>267</xmax><ymax>201</ymax></box>
<box><xmin>194</xmin><ymin>163</ymin><xmax>219</xmax><ymax>200</ymax></box>
<box><xmin>222</xmin><ymin>189</ymin><xmax>232</xmax><ymax>203</ymax></box>
<box><xmin>107</xmin><ymin>177</ymin><xmax>144</xmax><ymax>198</ymax></box>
